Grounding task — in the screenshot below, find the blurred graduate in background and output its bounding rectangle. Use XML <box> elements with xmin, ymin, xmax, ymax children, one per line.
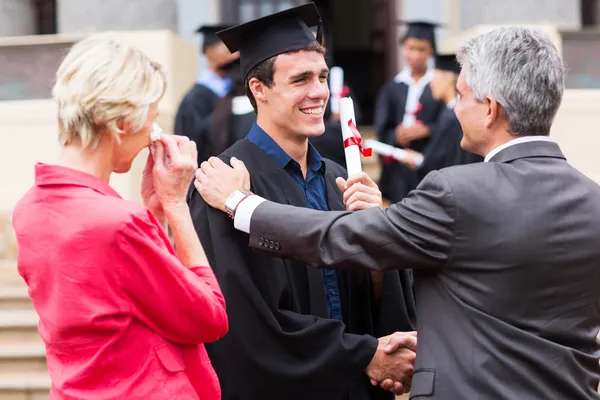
<box><xmin>175</xmin><ymin>25</ymin><xmax>238</xmax><ymax>164</ymax></box>
<box><xmin>400</xmin><ymin>54</ymin><xmax>483</xmax><ymax>177</ymax></box>
<box><xmin>374</xmin><ymin>21</ymin><xmax>445</xmax><ymax>203</ymax></box>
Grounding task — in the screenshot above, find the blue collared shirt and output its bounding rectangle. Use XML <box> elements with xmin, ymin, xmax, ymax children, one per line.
<box><xmin>246</xmin><ymin>123</ymin><xmax>342</xmax><ymax>321</ymax></box>
<box><xmin>196</xmin><ymin>69</ymin><xmax>231</xmax><ymax>98</ymax></box>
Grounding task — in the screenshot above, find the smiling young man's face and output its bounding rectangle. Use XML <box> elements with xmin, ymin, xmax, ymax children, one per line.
<box><xmin>261</xmin><ymin>50</ymin><xmax>330</xmax><ymax>139</ymax></box>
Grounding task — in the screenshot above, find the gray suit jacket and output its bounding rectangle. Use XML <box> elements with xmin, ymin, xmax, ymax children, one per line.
<box><xmin>247</xmin><ymin>140</ymin><xmax>600</xmax><ymax>399</ymax></box>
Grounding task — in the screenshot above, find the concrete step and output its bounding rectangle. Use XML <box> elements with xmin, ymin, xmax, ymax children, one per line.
<box><xmin>0</xmin><ymin>260</ymin><xmax>24</xmax><ymax>289</ymax></box>
<box><xmin>0</xmin><ymin>372</ymin><xmax>50</xmax><ymax>400</ymax></box>
<box><xmin>0</xmin><ymin>309</ymin><xmax>42</xmax><ymax>347</ymax></box>
<box><xmin>0</xmin><ymin>342</ymin><xmax>47</xmax><ymax>374</ymax></box>
<box><xmin>0</xmin><ymin>287</ymin><xmax>33</xmax><ymax>310</ymax></box>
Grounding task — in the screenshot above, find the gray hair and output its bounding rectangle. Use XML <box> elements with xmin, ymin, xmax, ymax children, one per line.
<box><xmin>456</xmin><ymin>27</ymin><xmax>565</xmax><ymax>136</ymax></box>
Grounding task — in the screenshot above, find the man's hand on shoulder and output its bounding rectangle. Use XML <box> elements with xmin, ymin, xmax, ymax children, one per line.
<box><xmin>336</xmin><ymin>172</ymin><xmax>383</xmax><ymax>211</ymax></box>
<box><xmin>194</xmin><ymin>157</ymin><xmax>250</xmax><ymax>212</ymax></box>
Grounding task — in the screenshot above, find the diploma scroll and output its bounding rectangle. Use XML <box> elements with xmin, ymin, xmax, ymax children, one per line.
<box><xmin>363</xmin><ymin>139</ymin><xmax>424</xmax><ymax>167</ymax></box>
<box><xmin>340</xmin><ymin>97</ymin><xmax>371</xmax><ymax>177</ymax></box>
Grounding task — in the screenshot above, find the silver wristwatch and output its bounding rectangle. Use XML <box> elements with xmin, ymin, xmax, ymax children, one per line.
<box><xmin>224</xmin><ymin>189</ymin><xmax>252</xmax><ymax>219</ymax></box>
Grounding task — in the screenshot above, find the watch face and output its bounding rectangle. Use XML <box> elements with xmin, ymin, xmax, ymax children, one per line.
<box><xmin>225</xmin><ymin>191</ymin><xmax>244</xmax><ymax>211</ymax></box>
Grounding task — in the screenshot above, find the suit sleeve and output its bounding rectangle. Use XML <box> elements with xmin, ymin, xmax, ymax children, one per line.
<box><xmin>116</xmin><ymin>210</ymin><xmax>228</xmax><ymax>345</ymax></box>
<box><xmin>374</xmin><ymin>85</ymin><xmax>398</xmax><ymax>146</ymax></box>
<box><xmin>248</xmin><ymin>170</ymin><xmax>456</xmax><ymax>271</ymax></box>
<box><xmin>189</xmin><ymin>190</ymin><xmax>378</xmax><ymax>399</ymax></box>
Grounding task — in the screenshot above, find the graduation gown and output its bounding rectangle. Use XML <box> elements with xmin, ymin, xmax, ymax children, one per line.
<box><xmin>374</xmin><ymin>81</ymin><xmax>443</xmax><ymax>203</ymax></box>
<box><xmin>211</xmin><ymin>95</ymin><xmax>256</xmax><ymax>156</ymax></box>
<box><xmin>174</xmin><ymin>83</ymin><xmax>220</xmax><ymax>165</ymax></box>
<box><xmin>188</xmin><ymin>139</ymin><xmax>416</xmax><ymax>400</ymax></box>
<box><xmin>417</xmin><ymin>107</ymin><xmax>483</xmax><ymax>179</ymax></box>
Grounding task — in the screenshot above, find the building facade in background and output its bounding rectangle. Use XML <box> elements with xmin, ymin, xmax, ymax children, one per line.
<box><xmin>1</xmin><ymin>0</ymin><xmax>599</xmax><ymax>122</ymax></box>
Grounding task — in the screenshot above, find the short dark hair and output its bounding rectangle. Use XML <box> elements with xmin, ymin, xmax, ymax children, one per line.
<box><xmin>244</xmin><ymin>42</ymin><xmax>326</xmax><ymax>113</ymax></box>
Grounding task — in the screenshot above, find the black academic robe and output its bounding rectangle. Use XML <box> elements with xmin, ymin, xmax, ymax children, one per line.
<box><xmin>188</xmin><ymin>139</ymin><xmax>416</xmax><ymax>400</ymax></box>
<box><xmin>418</xmin><ymin>107</ymin><xmax>483</xmax><ymax>179</ymax></box>
<box><xmin>174</xmin><ymin>83</ymin><xmax>219</xmax><ymax>165</ymax></box>
<box><xmin>374</xmin><ymin>81</ymin><xmax>444</xmax><ymax>203</ymax></box>
<box><xmin>210</xmin><ymin>96</ymin><xmax>256</xmax><ymax>156</ymax></box>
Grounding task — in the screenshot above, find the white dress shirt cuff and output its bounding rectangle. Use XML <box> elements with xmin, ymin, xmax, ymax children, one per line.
<box><xmin>233</xmin><ymin>195</ymin><xmax>267</xmax><ymax>233</ymax></box>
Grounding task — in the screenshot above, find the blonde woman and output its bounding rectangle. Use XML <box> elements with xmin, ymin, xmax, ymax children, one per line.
<box><xmin>12</xmin><ymin>36</ymin><xmax>227</xmax><ymax>399</ymax></box>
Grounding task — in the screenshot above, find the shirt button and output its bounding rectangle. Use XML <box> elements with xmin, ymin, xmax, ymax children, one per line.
<box><xmin>274</xmin><ymin>242</ymin><xmax>281</xmax><ymax>251</ymax></box>
<box><xmin>258</xmin><ymin>237</ymin><xmax>264</xmax><ymax>246</ymax></box>
<box><xmin>268</xmin><ymin>240</ymin><xmax>275</xmax><ymax>249</ymax></box>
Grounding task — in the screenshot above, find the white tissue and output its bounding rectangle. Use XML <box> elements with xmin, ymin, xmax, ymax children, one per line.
<box><xmin>151</xmin><ymin>123</ymin><xmax>162</xmax><ymax>142</ymax></box>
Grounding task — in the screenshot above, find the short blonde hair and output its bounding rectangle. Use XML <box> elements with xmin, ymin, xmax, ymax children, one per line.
<box><xmin>52</xmin><ymin>36</ymin><xmax>167</xmax><ymax>149</ymax></box>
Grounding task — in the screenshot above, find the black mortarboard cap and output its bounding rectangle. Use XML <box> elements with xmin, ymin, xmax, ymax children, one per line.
<box><xmin>196</xmin><ymin>25</ymin><xmax>230</xmax><ymax>53</ymax></box>
<box><xmin>398</xmin><ymin>20</ymin><xmax>441</xmax><ymax>54</ymax></box>
<box><xmin>217</xmin><ymin>3</ymin><xmax>322</xmax><ymax>81</ymax></box>
<box><xmin>436</xmin><ymin>54</ymin><xmax>461</xmax><ymax>74</ymax></box>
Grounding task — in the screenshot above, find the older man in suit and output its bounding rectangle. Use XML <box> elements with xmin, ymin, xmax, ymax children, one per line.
<box><xmin>195</xmin><ymin>27</ymin><xmax>600</xmax><ymax>399</ymax></box>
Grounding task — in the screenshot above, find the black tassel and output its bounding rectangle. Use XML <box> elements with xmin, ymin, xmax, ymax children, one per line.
<box><xmin>316</xmin><ymin>19</ymin><xmax>324</xmax><ymax>45</ymax></box>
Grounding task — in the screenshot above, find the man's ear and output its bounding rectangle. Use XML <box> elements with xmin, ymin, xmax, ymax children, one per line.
<box><xmin>484</xmin><ymin>96</ymin><xmax>499</xmax><ymax>129</ymax></box>
<box><xmin>249</xmin><ymin>77</ymin><xmax>268</xmax><ymax>106</ymax></box>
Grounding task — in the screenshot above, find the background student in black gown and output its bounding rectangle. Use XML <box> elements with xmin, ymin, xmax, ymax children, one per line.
<box><xmin>174</xmin><ymin>25</ymin><xmax>238</xmax><ymax>165</ymax></box>
<box><xmin>210</xmin><ymin>58</ymin><xmax>256</xmax><ymax>156</ymax></box>
<box><xmin>399</xmin><ymin>54</ymin><xmax>483</xmax><ymax>176</ymax></box>
<box><xmin>188</xmin><ymin>4</ymin><xmax>417</xmax><ymax>400</ymax></box>
<box><xmin>374</xmin><ymin>21</ymin><xmax>445</xmax><ymax>203</ymax></box>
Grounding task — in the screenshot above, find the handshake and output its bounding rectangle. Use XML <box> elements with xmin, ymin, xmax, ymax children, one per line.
<box><xmin>365</xmin><ymin>331</ymin><xmax>417</xmax><ymax>396</ymax></box>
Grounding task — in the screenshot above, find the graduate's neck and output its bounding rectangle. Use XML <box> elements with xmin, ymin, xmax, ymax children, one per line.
<box><xmin>443</xmin><ymin>90</ymin><xmax>458</xmax><ymax>106</ymax></box>
<box><xmin>410</xmin><ymin>66</ymin><xmax>427</xmax><ymax>82</ymax></box>
<box><xmin>256</xmin><ymin>117</ymin><xmax>309</xmax><ymax>177</ymax></box>
<box><xmin>57</xmin><ymin>134</ymin><xmax>114</xmax><ymax>183</ymax></box>
<box><xmin>207</xmin><ymin>61</ymin><xmax>227</xmax><ymax>79</ymax></box>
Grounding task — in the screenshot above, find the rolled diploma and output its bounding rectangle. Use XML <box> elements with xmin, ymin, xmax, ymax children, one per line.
<box><xmin>340</xmin><ymin>97</ymin><xmax>363</xmax><ymax>176</ymax></box>
<box><xmin>329</xmin><ymin>66</ymin><xmax>344</xmax><ymax>114</ymax></box>
<box><xmin>363</xmin><ymin>139</ymin><xmax>424</xmax><ymax>167</ymax></box>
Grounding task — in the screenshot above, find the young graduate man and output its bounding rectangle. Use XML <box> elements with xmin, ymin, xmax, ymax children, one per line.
<box><xmin>400</xmin><ymin>54</ymin><xmax>483</xmax><ymax>176</ymax></box>
<box><xmin>175</xmin><ymin>25</ymin><xmax>239</xmax><ymax>165</ymax></box>
<box><xmin>188</xmin><ymin>4</ymin><xmax>417</xmax><ymax>400</ymax></box>
<box><xmin>374</xmin><ymin>21</ymin><xmax>445</xmax><ymax>203</ymax></box>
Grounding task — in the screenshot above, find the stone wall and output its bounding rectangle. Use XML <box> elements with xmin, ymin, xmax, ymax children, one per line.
<box><xmin>0</xmin><ymin>42</ymin><xmax>74</xmax><ymax>101</ymax></box>
<box><xmin>562</xmin><ymin>30</ymin><xmax>600</xmax><ymax>88</ymax></box>
<box><xmin>57</xmin><ymin>0</ymin><xmax>178</xmax><ymax>33</ymax></box>
<box><xmin>0</xmin><ymin>0</ymin><xmax>36</xmax><ymax>36</ymax></box>
<box><xmin>459</xmin><ymin>0</ymin><xmax>581</xmax><ymax>30</ymax></box>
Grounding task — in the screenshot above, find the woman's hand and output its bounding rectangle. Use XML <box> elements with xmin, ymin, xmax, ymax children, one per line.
<box><xmin>141</xmin><ymin>149</ymin><xmax>164</xmax><ymax>224</ymax></box>
<box><xmin>149</xmin><ymin>134</ymin><xmax>198</xmax><ymax>215</ymax></box>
